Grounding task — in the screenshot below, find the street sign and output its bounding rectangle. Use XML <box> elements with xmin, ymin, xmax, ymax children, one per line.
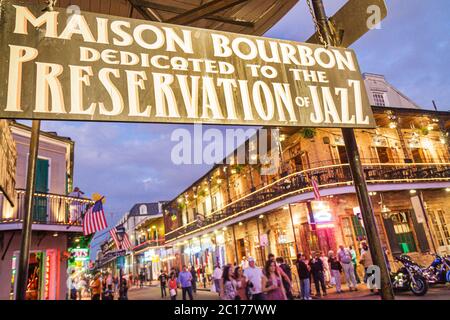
<box><xmin>0</xmin><ymin>120</ymin><xmax>17</xmax><ymax>207</ymax></box>
<box><xmin>0</xmin><ymin>1</ymin><xmax>375</xmax><ymax>129</ymax></box>
<box><xmin>307</xmin><ymin>0</ymin><xmax>388</xmax><ymax>47</ymax></box>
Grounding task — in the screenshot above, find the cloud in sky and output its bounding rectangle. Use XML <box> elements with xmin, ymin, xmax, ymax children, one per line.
<box><xmin>35</xmin><ymin>1</ymin><xmax>449</xmax><ymax>244</ymax></box>
<box><xmin>266</xmin><ymin>0</ymin><xmax>450</xmax><ymax>110</ymax></box>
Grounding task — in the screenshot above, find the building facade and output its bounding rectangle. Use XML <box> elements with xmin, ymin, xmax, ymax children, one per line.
<box><xmin>0</xmin><ymin>121</ymin><xmax>93</xmax><ymax>300</ymax></box>
<box><xmin>95</xmin><ymin>202</ymin><xmax>168</xmax><ymax>283</ymax></box>
<box><xmin>162</xmin><ymin>74</ymin><xmax>450</xmax><ymax>290</ymax></box>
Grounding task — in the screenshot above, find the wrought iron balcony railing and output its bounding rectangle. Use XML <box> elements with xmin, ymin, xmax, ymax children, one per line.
<box><xmin>166</xmin><ymin>162</ymin><xmax>450</xmax><ymax>241</ymax></box>
<box><xmin>0</xmin><ymin>189</ymin><xmax>94</xmax><ymax>226</ymax></box>
<box><xmin>133</xmin><ymin>237</ymin><xmax>166</xmax><ymax>252</ymax></box>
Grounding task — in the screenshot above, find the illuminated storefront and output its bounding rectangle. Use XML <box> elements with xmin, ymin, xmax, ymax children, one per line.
<box><xmin>9</xmin><ymin>249</ymin><xmax>59</xmax><ymax>300</ymax></box>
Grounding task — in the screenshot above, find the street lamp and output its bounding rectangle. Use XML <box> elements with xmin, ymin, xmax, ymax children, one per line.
<box><xmin>381</xmin><ymin>205</ymin><xmax>392</xmax><ymax>220</ymax></box>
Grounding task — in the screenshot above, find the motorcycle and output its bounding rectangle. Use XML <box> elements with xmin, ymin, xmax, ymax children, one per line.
<box><xmin>390</xmin><ymin>255</ymin><xmax>428</xmax><ymax>296</ymax></box>
<box><xmin>421</xmin><ymin>253</ymin><xmax>450</xmax><ymax>284</ymax></box>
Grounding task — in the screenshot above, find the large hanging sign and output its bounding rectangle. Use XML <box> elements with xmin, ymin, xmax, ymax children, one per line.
<box><xmin>0</xmin><ymin>1</ymin><xmax>375</xmax><ymax>128</ymax></box>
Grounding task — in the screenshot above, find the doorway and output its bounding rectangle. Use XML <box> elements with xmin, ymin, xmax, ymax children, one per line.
<box><xmin>390</xmin><ymin>211</ymin><xmax>418</xmax><ymax>253</ymax></box>
<box><xmin>376</xmin><ymin>147</ymin><xmax>393</xmax><ymax>163</ymax></box>
<box><xmin>337</xmin><ymin>146</ymin><xmax>349</xmax><ymax>164</ymax></box>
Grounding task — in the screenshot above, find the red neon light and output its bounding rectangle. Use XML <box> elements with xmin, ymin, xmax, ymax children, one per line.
<box><xmin>44</xmin><ymin>255</ymin><xmax>50</xmax><ymax>300</ymax></box>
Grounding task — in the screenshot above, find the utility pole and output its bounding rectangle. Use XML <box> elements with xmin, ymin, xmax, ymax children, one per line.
<box><xmin>16</xmin><ymin>120</ymin><xmax>41</xmax><ymax>300</ymax></box>
<box><xmin>310</xmin><ymin>0</ymin><xmax>395</xmax><ymax>300</ymax></box>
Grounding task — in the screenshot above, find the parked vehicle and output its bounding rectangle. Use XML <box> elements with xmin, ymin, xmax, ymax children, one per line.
<box><xmin>421</xmin><ymin>253</ymin><xmax>450</xmax><ymax>285</ymax></box>
<box><xmin>390</xmin><ymin>255</ymin><xmax>428</xmax><ymax>296</ymax></box>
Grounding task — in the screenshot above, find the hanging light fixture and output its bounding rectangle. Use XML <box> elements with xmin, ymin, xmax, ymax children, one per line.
<box><xmin>379</xmin><ymin>193</ymin><xmax>392</xmax><ymax>219</ymax></box>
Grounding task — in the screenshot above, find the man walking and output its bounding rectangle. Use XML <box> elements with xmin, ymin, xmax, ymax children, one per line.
<box><xmin>309</xmin><ymin>252</ymin><xmax>327</xmax><ymax>297</ymax></box>
<box><xmin>243</xmin><ymin>257</ymin><xmax>265</xmax><ymax>300</ymax></box>
<box><xmin>178</xmin><ymin>265</ymin><xmax>194</xmax><ymax>300</ymax></box>
<box><xmin>276</xmin><ymin>257</ymin><xmax>294</xmax><ymax>300</ymax></box>
<box><xmin>337</xmin><ymin>245</ymin><xmax>358</xmax><ymax>291</ymax></box>
<box><xmin>360</xmin><ymin>242</ymin><xmax>374</xmax><ymax>285</ymax></box>
<box><xmin>158</xmin><ymin>270</ymin><xmax>168</xmax><ymax>298</ymax></box>
<box><xmin>296</xmin><ymin>253</ymin><xmax>312</xmax><ymax>300</ymax></box>
<box><xmin>190</xmin><ymin>266</ymin><xmax>198</xmax><ymax>294</ymax></box>
<box><xmin>212</xmin><ymin>263</ymin><xmax>223</xmax><ymax>297</ymax></box>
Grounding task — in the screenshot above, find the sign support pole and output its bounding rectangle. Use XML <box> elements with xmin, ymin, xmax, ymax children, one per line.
<box><xmin>310</xmin><ymin>0</ymin><xmax>395</xmax><ymax>300</ymax></box>
<box><xmin>16</xmin><ymin>119</ymin><xmax>41</xmax><ymax>300</ymax></box>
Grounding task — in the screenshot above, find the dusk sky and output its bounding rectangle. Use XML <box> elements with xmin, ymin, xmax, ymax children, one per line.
<box><xmin>31</xmin><ymin>0</ymin><xmax>449</xmax><ymax>245</ymax></box>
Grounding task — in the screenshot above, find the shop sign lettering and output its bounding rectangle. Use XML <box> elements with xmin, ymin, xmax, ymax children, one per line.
<box><xmin>0</xmin><ymin>2</ymin><xmax>375</xmax><ymax>128</ymax></box>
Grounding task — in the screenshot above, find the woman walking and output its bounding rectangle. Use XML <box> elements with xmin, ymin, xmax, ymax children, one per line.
<box><xmin>328</xmin><ymin>251</ymin><xmax>343</xmax><ymax>293</ymax></box>
<box><xmin>233</xmin><ymin>267</ymin><xmax>248</xmax><ymax>300</ymax></box>
<box><xmin>220</xmin><ymin>265</ymin><xmax>237</xmax><ymax>300</ymax></box>
<box><xmin>169</xmin><ymin>273</ymin><xmax>178</xmax><ymax>300</ymax></box>
<box><xmin>262</xmin><ymin>260</ymin><xmax>287</xmax><ymax>300</ymax></box>
<box><xmin>89</xmin><ymin>273</ymin><xmax>102</xmax><ymax>300</ymax></box>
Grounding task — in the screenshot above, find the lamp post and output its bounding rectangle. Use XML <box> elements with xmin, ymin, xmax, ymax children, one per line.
<box><xmin>310</xmin><ymin>0</ymin><xmax>395</xmax><ymax>300</ymax></box>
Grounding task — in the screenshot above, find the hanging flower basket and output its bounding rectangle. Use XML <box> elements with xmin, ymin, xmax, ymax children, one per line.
<box><xmin>298</xmin><ymin>128</ymin><xmax>317</xmax><ymax>140</ymax></box>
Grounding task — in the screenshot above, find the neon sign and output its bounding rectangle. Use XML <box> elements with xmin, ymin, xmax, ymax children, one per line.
<box><xmin>310</xmin><ymin>201</ymin><xmax>334</xmax><ymax>224</ymax></box>
<box><xmin>44</xmin><ymin>254</ymin><xmax>50</xmax><ymax>300</ymax></box>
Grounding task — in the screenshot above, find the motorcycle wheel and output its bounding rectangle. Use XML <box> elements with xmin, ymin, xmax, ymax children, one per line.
<box><xmin>410</xmin><ymin>275</ymin><xmax>428</xmax><ymax>296</ymax></box>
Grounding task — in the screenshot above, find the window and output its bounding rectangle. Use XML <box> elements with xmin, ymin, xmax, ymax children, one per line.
<box><xmin>211</xmin><ymin>195</ymin><xmax>218</xmax><ymax>212</ymax></box>
<box><xmin>139</xmin><ymin>205</ymin><xmax>147</xmax><ymax>215</ymax></box>
<box><xmin>429</xmin><ymin>210</ymin><xmax>450</xmax><ymax>247</ymax></box>
<box><xmin>337</xmin><ymin>146</ymin><xmax>349</xmax><ymax>164</ymax></box>
<box><xmin>341</xmin><ymin>217</ymin><xmax>355</xmax><ymax>248</ymax></box>
<box><xmin>390</xmin><ymin>212</ymin><xmax>417</xmax><ymax>253</ymax></box>
<box><xmin>376</xmin><ymin>147</ymin><xmax>393</xmax><ymax>163</ymax></box>
<box><xmin>373</xmin><ymin>92</ymin><xmax>386</xmax><ymax>106</ymax></box>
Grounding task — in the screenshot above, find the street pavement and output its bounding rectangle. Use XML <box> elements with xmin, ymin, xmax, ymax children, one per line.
<box><xmin>127</xmin><ymin>283</ymin><xmax>450</xmax><ymax>301</ymax></box>
<box><xmin>128</xmin><ymin>285</ymin><xmax>219</xmax><ymax>300</ymax></box>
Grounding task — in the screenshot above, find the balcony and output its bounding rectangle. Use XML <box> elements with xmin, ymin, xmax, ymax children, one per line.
<box><xmin>133</xmin><ymin>237</ymin><xmax>166</xmax><ymax>253</ymax></box>
<box><xmin>0</xmin><ymin>189</ymin><xmax>94</xmax><ymax>232</ymax></box>
<box><xmin>166</xmin><ymin>162</ymin><xmax>450</xmax><ymax>240</ymax></box>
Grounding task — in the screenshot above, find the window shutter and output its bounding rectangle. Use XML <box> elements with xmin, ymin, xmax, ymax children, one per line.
<box><xmin>409</xmin><ymin>210</ymin><xmax>430</xmax><ymax>253</ymax></box>
<box><xmin>382</xmin><ymin>218</ymin><xmax>402</xmax><ymax>256</ymax></box>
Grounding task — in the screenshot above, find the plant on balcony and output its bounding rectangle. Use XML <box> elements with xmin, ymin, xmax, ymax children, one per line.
<box><xmin>177</xmin><ymin>202</ymin><xmax>186</xmax><ymax>211</ymax></box>
<box><xmin>198</xmin><ymin>189</ymin><xmax>207</xmax><ymax>198</ymax></box>
<box><xmin>419</xmin><ymin>126</ymin><xmax>429</xmax><ymax>136</ymax></box>
<box><xmin>232</xmin><ymin>164</ymin><xmax>244</xmax><ymax>174</ymax></box>
<box><xmin>298</xmin><ymin>128</ymin><xmax>317</xmax><ymax>140</ymax></box>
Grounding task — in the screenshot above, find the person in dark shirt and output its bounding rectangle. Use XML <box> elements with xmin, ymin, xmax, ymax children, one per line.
<box><xmin>328</xmin><ymin>251</ymin><xmax>343</xmax><ymax>293</ymax></box>
<box><xmin>190</xmin><ymin>266</ymin><xmax>198</xmax><ymax>294</ymax></box>
<box><xmin>158</xmin><ymin>270</ymin><xmax>168</xmax><ymax>298</ymax></box>
<box><xmin>296</xmin><ymin>253</ymin><xmax>311</xmax><ymax>300</ymax></box>
<box><xmin>309</xmin><ymin>251</ymin><xmax>327</xmax><ymax>297</ymax></box>
<box><xmin>276</xmin><ymin>257</ymin><xmax>294</xmax><ymax>300</ymax></box>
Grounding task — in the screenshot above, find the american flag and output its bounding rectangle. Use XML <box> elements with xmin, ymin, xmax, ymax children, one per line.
<box><xmin>110</xmin><ymin>226</ymin><xmax>133</xmax><ymax>250</ymax></box>
<box><xmin>311</xmin><ymin>177</ymin><xmax>321</xmax><ymax>200</ymax></box>
<box><xmin>82</xmin><ymin>200</ymin><xmax>108</xmax><ymax>236</ymax></box>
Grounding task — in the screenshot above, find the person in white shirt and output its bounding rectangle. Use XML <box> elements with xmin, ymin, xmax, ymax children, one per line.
<box><xmin>212</xmin><ymin>264</ymin><xmax>223</xmax><ymax>297</ymax></box>
<box><xmin>243</xmin><ymin>257</ymin><xmax>265</xmax><ymax>300</ymax></box>
<box><xmin>337</xmin><ymin>245</ymin><xmax>358</xmax><ymax>291</ymax></box>
<box><xmin>240</xmin><ymin>256</ymin><xmax>249</xmax><ymax>270</ymax></box>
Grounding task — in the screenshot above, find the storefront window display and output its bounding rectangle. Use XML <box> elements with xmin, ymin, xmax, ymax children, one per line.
<box><xmin>9</xmin><ymin>249</ymin><xmax>58</xmax><ymax>300</ymax></box>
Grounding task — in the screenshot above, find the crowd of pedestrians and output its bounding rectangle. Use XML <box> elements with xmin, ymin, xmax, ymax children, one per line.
<box><xmin>68</xmin><ymin>271</ymin><xmax>132</xmax><ymax>300</ymax></box>
<box><xmin>80</xmin><ymin>242</ymin><xmax>378</xmax><ymax>301</ymax></box>
<box><xmin>293</xmin><ymin>241</ymin><xmax>379</xmax><ymax>299</ymax></box>
<box><xmin>154</xmin><ymin>240</ymin><xmax>377</xmax><ymax>301</ymax></box>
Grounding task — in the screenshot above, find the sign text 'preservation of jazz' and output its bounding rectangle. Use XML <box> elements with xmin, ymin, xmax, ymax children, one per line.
<box><xmin>0</xmin><ymin>1</ymin><xmax>375</xmax><ymax>128</ymax></box>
